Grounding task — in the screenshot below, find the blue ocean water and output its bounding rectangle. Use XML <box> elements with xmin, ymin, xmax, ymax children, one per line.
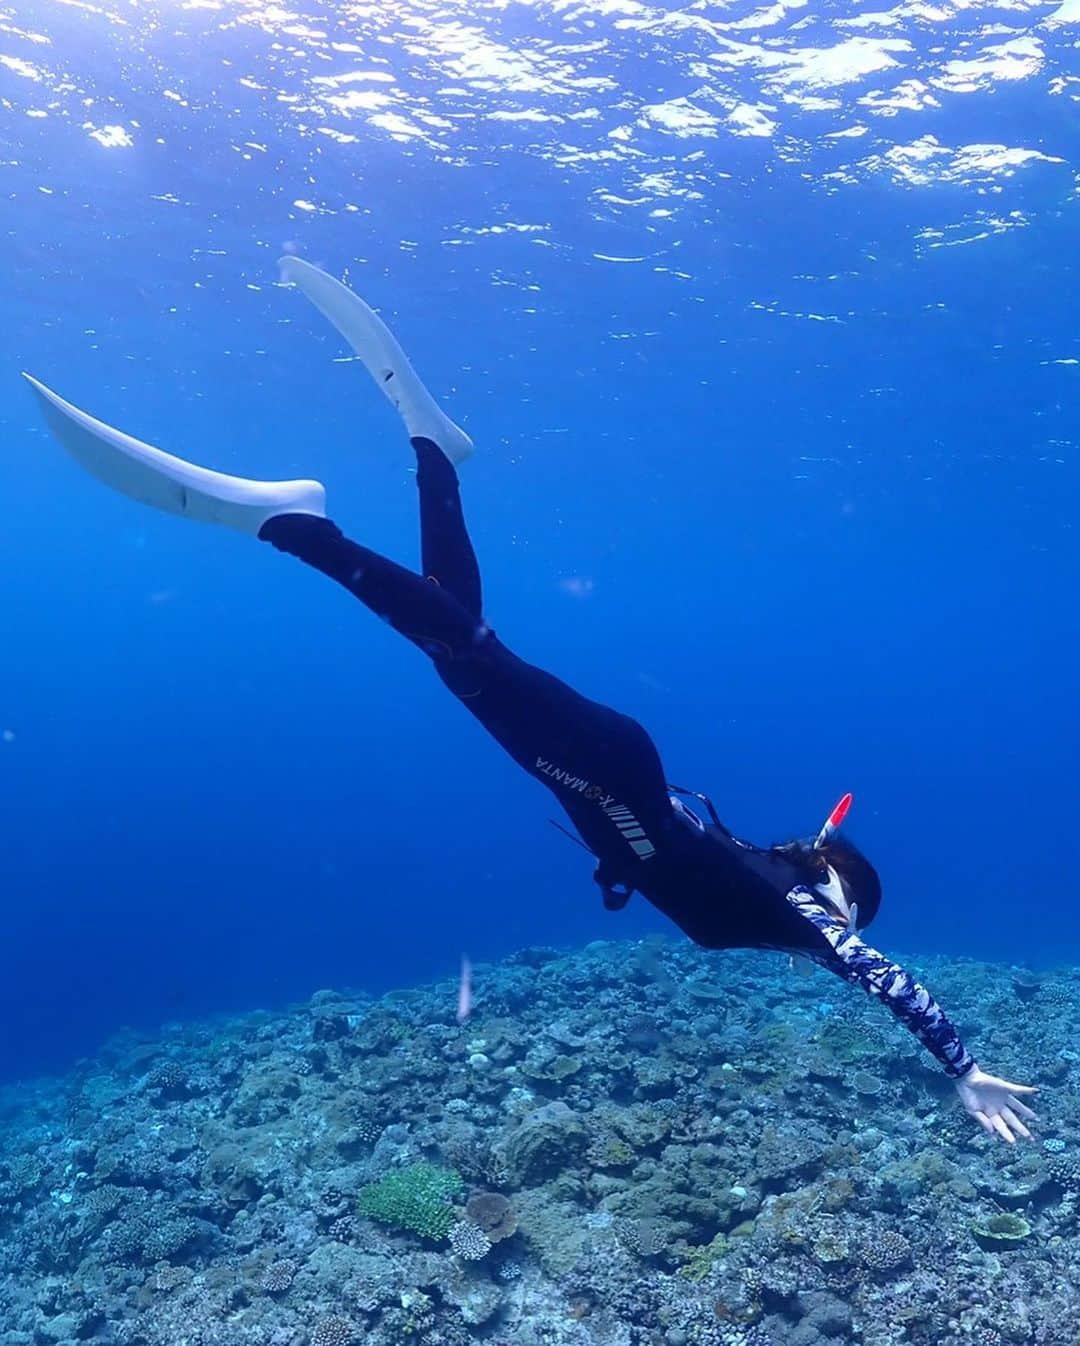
<box><xmin>0</xmin><ymin>0</ymin><xmax>1076</xmax><ymax>1086</ymax></box>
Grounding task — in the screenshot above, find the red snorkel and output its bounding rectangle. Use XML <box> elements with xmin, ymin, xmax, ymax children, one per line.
<box><xmin>814</xmin><ymin>792</ymin><xmax>853</xmax><ymax>851</ymax></box>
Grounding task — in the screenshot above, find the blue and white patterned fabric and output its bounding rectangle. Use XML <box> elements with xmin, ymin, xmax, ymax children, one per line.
<box><xmin>785</xmin><ymin>885</ymin><xmax>975</xmax><ymax>1080</ymax></box>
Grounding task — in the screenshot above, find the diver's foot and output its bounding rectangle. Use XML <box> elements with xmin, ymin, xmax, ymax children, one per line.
<box><xmin>23</xmin><ymin>374</ymin><xmax>326</xmax><ymax>535</ymax></box>
<box><xmin>278</xmin><ymin>256</ymin><xmax>474</xmax><ymax>466</ymax></box>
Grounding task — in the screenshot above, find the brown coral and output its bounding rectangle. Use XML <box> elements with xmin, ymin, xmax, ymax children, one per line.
<box><xmin>465</xmin><ymin>1190</ymin><xmax>518</xmax><ymax>1242</ymax></box>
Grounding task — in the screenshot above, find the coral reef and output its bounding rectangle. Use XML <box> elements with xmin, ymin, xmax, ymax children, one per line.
<box><xmin>0</xmin><ymin>939</ymin><xmax>1078</xmax><ymax>1346</ymax></box>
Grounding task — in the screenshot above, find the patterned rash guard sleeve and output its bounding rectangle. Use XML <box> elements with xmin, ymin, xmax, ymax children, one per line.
<box><xmin>785</xmin><ymin>886</ymin><xmax>976</xmax><ymax>1080</ymax></box>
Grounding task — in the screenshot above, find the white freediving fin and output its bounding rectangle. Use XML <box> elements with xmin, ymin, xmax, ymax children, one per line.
<box><xmin>278</xmin><ymin>256</ymin><xmax>474</xmax><ymax>466</ymax></box>
<box><xmin>23</xmin><ymin>374</ymin><xmax>326</xmax><ymax>536</ymax></box>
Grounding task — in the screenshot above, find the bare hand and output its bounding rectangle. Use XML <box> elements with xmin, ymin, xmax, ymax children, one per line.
<box><xmin>954</xmin><ymin>1065</ymin><xmax>1038</xmax><ymax>1143</ymax></box>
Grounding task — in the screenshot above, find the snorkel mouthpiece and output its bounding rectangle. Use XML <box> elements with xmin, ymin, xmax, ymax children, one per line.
<box><xmin>814</xmin><ymin>792</ymin><xmax>853</xmax><ymax>851</ymax></box>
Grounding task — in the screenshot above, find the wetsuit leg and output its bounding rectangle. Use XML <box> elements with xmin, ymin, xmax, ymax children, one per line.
<box><xmin>258</xmin><ymin>513</ymin><xmax>485</xmax><ymax>661</ymax></box>
<box><xmin>413</xmin><ymin>436</ymin><xmax>481</xmax><ymax>619</ymax></box>
<box><xmin>261</xmin><ymin>439</ymin><xmax>479</xmax><ymax>645</ymax></box>
<box><xmin>260</xmin><ymin>511</ymin><xmax>674</xmax><ymax>879</ymax></box>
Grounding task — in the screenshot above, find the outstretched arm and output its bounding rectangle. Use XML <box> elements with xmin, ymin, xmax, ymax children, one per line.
<box><xmin>786</xmin><ymin>887</ymin><xmax>1038</xmax><ymax>1143</ymax></box>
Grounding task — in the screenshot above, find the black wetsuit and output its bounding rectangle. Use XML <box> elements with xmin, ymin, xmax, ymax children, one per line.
<box><xmin>261</xmin><ymin>438</ymin><xmax>974</xmax><ymax>1079</ymax></box>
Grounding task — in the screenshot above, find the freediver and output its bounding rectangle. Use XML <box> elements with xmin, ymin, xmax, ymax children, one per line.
<box><xmin>24</xmin><ymin>258</ymin><xmax>1038</xmax><ymax>1142</ymax></box>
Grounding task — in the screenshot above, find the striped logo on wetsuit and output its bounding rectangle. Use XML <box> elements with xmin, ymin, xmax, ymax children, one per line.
<box><xmin>603</xmin><ymin>801</ymin><xmax>656</xmax><ymax>859</ymax></box>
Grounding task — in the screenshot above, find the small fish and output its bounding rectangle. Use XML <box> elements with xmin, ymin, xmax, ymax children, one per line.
<box><xmin>456</xmin><ymin>955</ymin><xmax>473</xmax><ymax>1024</ymax></box>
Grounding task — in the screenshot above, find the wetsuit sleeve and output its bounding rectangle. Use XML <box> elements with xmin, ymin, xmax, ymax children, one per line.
<box><xmin>785</xmin><ymin>887</ymin><xmax>975</xmax><ymax>1079</ymax></box>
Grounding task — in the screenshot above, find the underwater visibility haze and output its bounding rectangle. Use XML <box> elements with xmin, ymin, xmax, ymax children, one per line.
<box><xmin>0</xmin><ymin>1</ymin><xmax>1079</xmax><ymax>1343</ymax></box>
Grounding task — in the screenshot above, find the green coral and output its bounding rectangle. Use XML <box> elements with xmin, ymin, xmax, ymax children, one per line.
<box><xmin>679</xmin><ymin>1232</ymin><xmax>728</xmax><ymax>1282</ymax></box>
<box><xmin>972</xmin><ymin>1212</ymin><xmax>1032</xmax><ymax>1251</ymax></box>
<box><xmin>358</xmin><ymin>1162</ymin><xmax>464</xmax><ymax>1242</ymax></box>
<box><xmin>815</xmin><ymin>1019</ymin><xmax>875</xmax><ymax>1066</ymax></box>
<box><xmin>522</xmin><ymin>1054</ymin><xmax>582</xmax><ymax>1082</ymax></box>
<box><xmin>587</xmin><ymin>1133</ymin><xmax>636</xmax><ymax>1170</ymax></box>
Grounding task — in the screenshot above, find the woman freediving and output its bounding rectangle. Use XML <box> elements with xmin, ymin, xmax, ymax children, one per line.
<box><xmin>24</xmin><ymin>256</ymin><xmax>1037</xmax><ymax>1143</ymax></box>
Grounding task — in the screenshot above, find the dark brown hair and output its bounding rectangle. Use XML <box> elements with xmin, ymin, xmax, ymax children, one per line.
<box><xmin>771</xmin><ymin>834</ymin><xmax>883</xmax><ymax>929</ymax></box>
